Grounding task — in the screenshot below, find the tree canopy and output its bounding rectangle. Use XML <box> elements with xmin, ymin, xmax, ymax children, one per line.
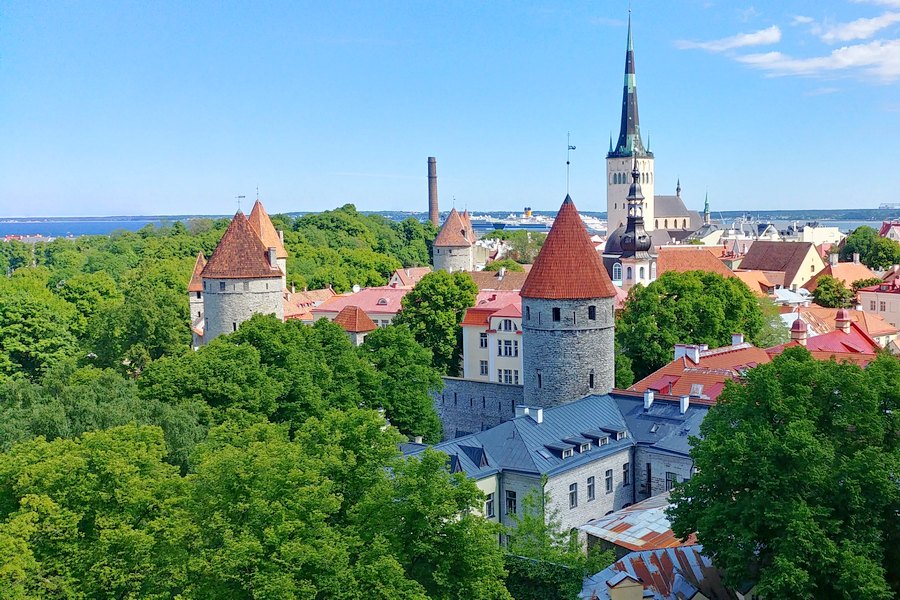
<box><xmin>669</xmin><ymin>349</ymin><xmax>900</xmax><ymax>600</ymax></box>
<box><xmin>617</xmin><ymin>271</ymin><xmax>778</xmax><ymax>379</ymax></box>
<box><xmin>841</xmin><ymin>226</ymin><xmax>900</xmax><ymax>269</ymax></box>
<box><xmin>811</xmin><ymin>274</ymin><xmax>854</xmax><ymax>308</ymax></box>
<box><xmin>394</xmin><ymin>271</ymin><xmax>479</xmax><ymax>376</ymax></box>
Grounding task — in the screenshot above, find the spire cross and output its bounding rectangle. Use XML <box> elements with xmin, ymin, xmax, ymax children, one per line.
<box><xmin>235</xmin><ymin>195</ymin><xmax>246</xmax><ymax>212</ymax></box>
<box><xmin>566</xmin><ymin>132</ymin><xmax>576</xmax><ymax>194</ymax></box>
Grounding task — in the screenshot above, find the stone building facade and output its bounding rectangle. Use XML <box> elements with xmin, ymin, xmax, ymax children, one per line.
<box><xmin>202</xmin><ymin>276</ymin><xmax>284</xmax><ymax>341</ymax></box>
<box><xmin>435</xmin><ymin>377</ymin><xmax>522</xmax><ymax>439</ymax></box>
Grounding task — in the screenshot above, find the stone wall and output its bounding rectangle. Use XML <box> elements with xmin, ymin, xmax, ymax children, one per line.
<box><xmin>633</xmin><ymin>446</ymin><xmax>694</xmax><ymax>501</ymax></box>
<box><xmin>434</xmin><ymin>377</ymin><xmax>523</xmax><ymax>439</ymax></box>
<box><xmin>189</xmin><ymin>291</ymin><xmax>204</xmax><ymax>322</ymax></box>
<box><xmin>433</xmin><ymin>245</ymin><xmax>473</xmax><ymax>273</ymax></box>
<box><xmin>202</xmin><ymin>277</ymin><xmax>284</xmax><ymax>343</ymax></box>
<box><xmin>522</xmin><ymin>297</ymin><xmax>615</xmax><ymax>407</ymax></box>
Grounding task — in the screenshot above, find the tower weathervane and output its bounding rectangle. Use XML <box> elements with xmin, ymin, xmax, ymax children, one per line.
<box><xmin>566</xmin><ymin>132</ymin><xmax>576</xmax><ymax>194</ymax></box>
<box><xmin>235</xmin><ymin>195</ymin><xmax>246</xmax><ymax>212</ymax></box>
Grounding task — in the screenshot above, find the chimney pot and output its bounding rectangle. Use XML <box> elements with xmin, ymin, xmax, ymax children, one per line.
<box><xmin>413</xmin><ymin>435</ymin><xmax>423</xmax><ymax>444</ymax></box>
<box><xmin>680</xmin><ymin>395</ymin><xmax>690</xmax><ymax>414</ymax></box>
<box><xmin>829</xmin><ymin>253</ymin><xmax>838</xmax><ymax>266</ymax></box>
<box><xmin>643</xmin><ymin>390</ymin><xmax>654</xmax><ymax>410</ymax></box>
<box><xmin>853</xmin><ymin>252</ymin><xmax>860</xmax><ymax>264</ymax></box>
<box><xmin>731</xmin><ymin>333</ymin><xmax>744</xmax><ymax>346</ymax></box>
<box><xmin>532</xmin><ymin>408</ymin><xmax>543</xmax><ymax>424</ymax></box>
<box><xmin>267</xmin><ymin>247</ymin><xmax>277</xmax><ymax>268</ymax></box>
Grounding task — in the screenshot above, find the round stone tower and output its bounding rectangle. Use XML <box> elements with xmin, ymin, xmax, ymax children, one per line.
<box><xmin>521</xmin><ymin>195</ymin><xmax>618</xmax><ymax>407</ymax></box>
<box><xmin>433</xmin><ymin>207</ymin><xmax>475</xmax><ymax>273</ymax></box>
<box><xmin>200</xmin><ymin>211</ymin><xmax>284</xmax><ymax>344</ymax></box>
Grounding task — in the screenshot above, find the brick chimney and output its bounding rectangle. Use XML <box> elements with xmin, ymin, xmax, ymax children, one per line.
<box><xmin>267</xmin><ymin>247</ymin><xmax>277</xmax><ymax>268</ymax></box>
<box><xmin>836</xmin><ymin>309</ymin><xmax>851</xmax><ymax>334</ymax></box>
<box><xmin>428</xmin><ymin>157</ymin><xmax>439</xmax><ymax>227</ymax></box>
<box><xmin>829</xmin><ymin>253</ymin><xmax>839</xmax><ymax>266</ymax></box>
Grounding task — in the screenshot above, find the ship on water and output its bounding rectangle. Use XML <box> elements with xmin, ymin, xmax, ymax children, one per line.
<box><xmin>469</xmin><ymin>207</ymin><xmax>606</xmax><ymax>234</ymax></box>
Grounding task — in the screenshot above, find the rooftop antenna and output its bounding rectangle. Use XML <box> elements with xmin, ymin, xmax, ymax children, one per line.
<box><xmin>235</xmin><ymin>195</ymin><xmax>246</xmax><ymax>212</ymax></box>
<box><xmin>566</xmin><ymin>132</ymin><xmax>576</xmax><ymax>195</ymax></box>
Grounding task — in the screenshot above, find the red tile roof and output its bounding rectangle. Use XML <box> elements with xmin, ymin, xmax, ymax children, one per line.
<box><xmin>521</xmin><ymin>196</ymin><xmax>616</xmax><ymax>299</ymax></box>
<box><xmin>736</xmin><ymin>241</ymin><xmax>818</xmax><ymax>287</ymax></box>
<box><xmin>767</xmin><ymin>321</ymin><xmax>880</xmax><ymax>366</ymax></box>
<box><xmin>781</xmin><ymin>306</ymin><xmax>898</xmax><ymax>338</ymax></box>
<box><xmin>803</xmin><ymin>261</ymin><xmax>878</xmax><ymax>292</ymax></box>
<box><xmin>466</xmin><ymin>270</ymin><xmax>529</xmax><ymax>291</ymax></box>
<box><xmin>390</xmin><ymin>267</ymin><xmax>432</xmax><ymax>287</ymax></box>
<box><xmin>202</xmin><ymin>212</ymin><xmax>284</xmax><ymax>279</ymax></box>
<box><xmin>461</xmin><ymin>308</ymin><xmax>495</xmax><ymax>327</ymax></box>
<box><xmin>333</xmin><ymin>305</ymin><xmax>378</xmax><ymax>333</ymax></box>
<box><xmin>312</xmin><ymin>286</ymin><xmax>409</xmax><ymax>316</ymax></box>
<box><xmin>656</xmin><ymin>247</ymin><xmax>734</xmax><ymax>278</ymax></box>
<box><xmin>188</xmin><ymin>252</ymin><xmax>206</xmax><ymax>292</ymax></box>
<box><xmin>434</xmin><ymin>208</ymin><xmax>474</xmax><ymax>247</ymax></box>
<box><xmin>247</xmin><ymin>200</ymin><xmax>288</xmax><ymax>259</ymax></box>
<box><xmin>462</xmin><ymin>294</ymin><xmax>523</xmax><ymax>327</ymax></box>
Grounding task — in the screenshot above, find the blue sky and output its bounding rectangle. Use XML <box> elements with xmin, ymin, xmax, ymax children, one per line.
<box><xmin>2</xmin><ymin>0</ymin><xmax>900</xmax><ymax>217</ymax></box>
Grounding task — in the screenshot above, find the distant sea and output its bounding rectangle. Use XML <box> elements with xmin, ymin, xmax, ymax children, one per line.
<box><xmin>0</xmin><ymin>218</ymin><xmax>189</xmax><ymax>238</ymax></box>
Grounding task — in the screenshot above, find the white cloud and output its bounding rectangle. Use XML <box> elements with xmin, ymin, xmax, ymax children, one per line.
<box><xmin>792</xmin><ymin>15</ymin><xmax>815</xmax><ymax>25</ymax></box>
<box><xmin>805</xmin><ymin>86</ymin><xmax>841</xmax><ymax>95</ymax></box>
<box><xmin>853</xmin><ymin>0</ymin><xmax>900</xmax><ymax>7</ymax></box>
<box><xmin>737</xmin><ymin>39</ymin><xmax>900</xmax><ymax>81</ymax></box>
<box><xmin>818</xmin><ymin>12</ymin><xmax>900</xmax><ymax>43</ymax></box>
<box><xmin>676</xmin><ymin>25</ymin><xmax>781</xmax><ymax>52</ymax></box>
<box><xmin>738</xmin><ymin>6</ymin><xmax>760</xmax><ymax>22</ymax></box>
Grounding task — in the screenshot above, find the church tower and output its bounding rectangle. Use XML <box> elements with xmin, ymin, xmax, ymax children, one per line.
<box><xmin>620</xmin><ymin>155</ymin><xmax>655</xmax><ymax>290</ymax></box>
<box><xmin>521</xmin><ymin>196</ymin><xmax>617</xmax><ymax>407</ymax></box>
<box><xmin>606</xmin><ymin>15</ymin><xmax>655</xmax><ymax>232</ymax></box>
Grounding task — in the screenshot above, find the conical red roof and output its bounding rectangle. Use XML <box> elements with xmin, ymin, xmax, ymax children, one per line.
<box><xmin>202</xmin><ymin>212</ymin><xmax>283</xmax><ymax>279</ymax></box>
<box><xmin>434</xmin><ymin>208</ymin><xmax>474</xmax><ymax>247</ymax></box>
<box><xmin>333</xmin><ymin>305</ymin><xmax>377</xmax><ymax>333</ymax></box>
<box><xmin>188</xmin><ymin>252</ymin><xmax>207</xmax><ymax>292</ymax></box>
<box><xmin>248</xmin><ymin>200</ymin><xmax>288</xmax><ymax>259</ymax></box>
<box><xmin>521</xmin><ymin>196</ymin><xmax>617</xmax><ymax>299</ymax></box>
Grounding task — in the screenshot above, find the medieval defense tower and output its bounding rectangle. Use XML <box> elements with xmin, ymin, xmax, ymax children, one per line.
<box><xmin>606</xmin><ymin>15</ymin><xmax>655</xmax><ymax>232</ymax></box>
<box><xmin>432</xmin><ymin>207</ymin><xmax>476</xmax><ymax>272</ymax></box>
<box><xmin>200</xmin><ymin>211</ymin><xmax>284</xmax><ymax>343</ymax></box>
<box><xmin>521</xmin><ymin>196</ymin><xmax>617</xmax><ymax>406</ymax></box>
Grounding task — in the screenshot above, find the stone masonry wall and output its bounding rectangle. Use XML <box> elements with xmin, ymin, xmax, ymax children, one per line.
<box><xmin>633</xmin><ymin>446</ymin><xmax>694</xmax><ymax>501</ymax></box>
<box><xmin>434</xmin><ymin>377</ymin><xmax>523</xmax><ymax>439</ymax></box>
<box><xmin>433</xmin><ymin>245</ymin><xmax>473</xmax><ymax>273</ymax></box>
<box><xmin>189</xmin><ymin>292</ymin><xmax>204</xmax><ymax>322</ymax></box>
<box><xmin>607</xmin><ymin>156</ymin><xmax>655</xmax><ymax>232</ymax></box>
<box><xmin>522</xmin><ymin>297</ymin><xmax>615</xmax><ymax>407</ymax></box>
<box><xmin>202</xmin><ymin>277</ymin><xmax>284</xmax><ymax>343</ymax></box>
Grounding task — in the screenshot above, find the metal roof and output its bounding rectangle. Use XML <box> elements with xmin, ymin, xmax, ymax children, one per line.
<box><xmin>578</xmin><ymin>491</ymin><xmax>697</xmax><ymax>552</ymax></box>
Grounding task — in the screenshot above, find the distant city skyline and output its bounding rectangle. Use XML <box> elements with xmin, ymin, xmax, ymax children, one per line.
<box><xmin>3</xmin><ymin>0</ymin><xmax>900</xmax><ymax>217</ymax></box>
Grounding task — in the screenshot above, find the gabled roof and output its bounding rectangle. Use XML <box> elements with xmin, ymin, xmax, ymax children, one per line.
<box><xmin>466</xmin><ymin>270</ymin><xmax>529</xmax><ymax>291</ymax></box>
<box><xmin>312</xmin><ymin>286</ymin><xmax>409</xmax><ymax>316</ymax></box>
<box><xmin>333</xmin><ymin>305</ymin><xmax>378</xmax><ymax>333</ymax></box>
<box><xmin>202</xmin><ymin>212</ymin><xmax>284</xmax><ymax>279</ymax></box>
<box><xmin>803</xmin><ymin>261</ymin><xmax>878</xmax><ymax>292</ymax></box>
<box><xmin>434</xmin><ymin>208</ymin><xmax>474</xmax><ymax>247</ymax></box>
<box><xmin>578</xmin><ymin>491</ymin><xmax>697</xmax><ymax>552</ymax></box>
<box><xmin>492</xmin><ymin>303</ymin><xmax>522</xmax><ymax>318</ymax></box>
<box><xmin>247</xmin><ymin>200</ymin><xmax>288</xmax><ymax>259</ymax></box>
<box><xmin>522</xmin><ymin>196</ymin><xmax>617</xmax><ymax>299</ymax></box>
<box><xmin>188</xmin><ymin>252</ymin><xmax>206</xmax><ymax>292</ymax></box>
<box><xmin>656</xmin><ymin>247</ymin><xmax>734</xmax><ymax>278</ymax></box>
<box><xmin>779</xmin><ymin>306</ymin><xmax>898</xmax><ymax>338</ymax></box>
<box><xmin>736</xmin><ymin>241</ymin><xmax>818</xmax><ymax>285</ymax></box>
<box><xmin>389</xmin><ymin>267</ymin><xmax>432</xmax><ymax>287</ymax></box>
<box><xmin>733</xmin><ymin>270</ymin><xmax>774</xmax><ymax>296</ymax></box>
<box><xmin>767</xmin><ymin>321</ymin><xmax>880</xmax><ymax>366</ymax></box>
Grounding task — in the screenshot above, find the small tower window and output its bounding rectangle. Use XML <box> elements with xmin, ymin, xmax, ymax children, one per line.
<box><xmin>655</xmin><ymin>219</ymin><xmax>659</xmax><ymax>229</ymax></box>
<box><xmin>639</xmin><ymin>266</ymin><xmax>645</xmax><ymax>279</ymax></box>
<box><xmin>613</xmin><ymin>263</ymin><xmax>622</xmax><ymax>281</ymax></box>
<box><xmin>243</xmin><ymin>281</ymin><xmax>250</xmax><ymax>291</ymax></box>
<box><xmin>589</xmin><ymin>370</ymin><xmax>595</xmax><ymax>389</ymax></box>
<box><xmin>664</xmin><ymin>219</ymin><xmax>668</xmax><ymax>228</ymax></box>
<box><xmin>552</xmin><ymin>307</ymin><xmax>561</xmax><ymax>322</ymax></box>
<box><xmin>626</xmin><ymin>266</ymin><xmax>633</xmax><ymax>280</ymax></box>
<box><xmin>195</xmin><ymin>291</ymin><xmax>201</xmax><ymax>299</ymax></box>
<box><xmin>232</xmin><ymin>322</ymin><xmax>237</xmax><ymax>332</ymax></box>
<box><xmin>525</xmin><ymin>306</ymin><xmax>531</xmax><ymax>320</ymax></box>
<box><xmin>537</xmin><ymin>370</ymin><xmax>542</xmax><ymax>388</ymax></box>
<box><xmin>219</xmin><ymin>281</ymin><xmax>226</xmax><ymax>291</ymax></box>
<box><xmin>588</xmin><ymin>305</ymin><xmax>596</xmax><ymax>320</ymax></box>
<box><xmin>683</xmin><ymin>219</ymin><xmax>687</xmax><ymax>229</ymax></box>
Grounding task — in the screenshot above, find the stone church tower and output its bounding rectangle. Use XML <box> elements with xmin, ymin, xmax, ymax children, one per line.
<box><xmin>606</xmin><ymin>15</ymin><xmax>655</xmax><ymax>232</ymax></box>
<box><xmin>521</xmin><ymin>195</ymin><xmax>618</xmax><ymax>407</ymax></box>
<box><xmin>200</xmin><ymin>211</ymin><xmax>284</xmax><ymax>343</ymax></box>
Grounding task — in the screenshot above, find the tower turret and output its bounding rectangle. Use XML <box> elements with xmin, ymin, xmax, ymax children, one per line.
<box><xmin>620</xmin><ymin>156</ymin><xmax>655</xmax><ymax>290</ymax></box>
<box><xmin>703</xmin><ymin>192</ymin><xmax>711</xmax><ymax>226</ymax></box>
<box><xmin>433</xmin><ymin>208</ymin><xmax>475</xmax><ymax>272</ymax></box>
<box><xmin>606</xmin><ymin>14</ymin><xmax>655</xmax><ymax>232</ymax></box>
<box><xmin>521</xmin><ymin>195</ymin><xmax>617</xmax><ymax>406</ymax></box>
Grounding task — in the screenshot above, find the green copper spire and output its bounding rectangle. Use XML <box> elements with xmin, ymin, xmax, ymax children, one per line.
<box><xmin>609</xmin><ymin>134</ymin><xmax>614</xmax><ymax>153</ymax></box>
<box><xmin>704</xmin><ymin>192</ymin><xmax>711</xmax><ymax>225</ymax></box>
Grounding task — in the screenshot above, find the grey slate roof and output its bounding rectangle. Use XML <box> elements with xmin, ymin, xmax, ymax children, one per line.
<box><xmin>408</xmin><ymin>392</ymin><xmax>709</xmax><ymax>480</ymax></box>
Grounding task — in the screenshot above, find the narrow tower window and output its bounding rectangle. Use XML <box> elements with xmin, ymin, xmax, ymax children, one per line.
<box><xmin>588</xmin><ymin>305</ymin><xmax>596</xmax><ymax>320</ymax></box>
<box><xmin>552</xmin><ymin>307</ymin><xmax>561</xmax><ymax>322</ymax></box>
<box><xmin>589</xmin><ymin>370</ymin><xmax>595</xmax><ymax>389</ymax></box>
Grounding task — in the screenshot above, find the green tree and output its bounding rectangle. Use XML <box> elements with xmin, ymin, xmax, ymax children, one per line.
<box><xmin>360</xmin><ymin>326</ymin><xmax>444</xmax><ymax>442</ymax></box>
<box><xmin>354</xmin><ymin>449</ymin><xmax>512</xmax><ymax>599</ymax></box>
<box><xmin>851</xmin><ymin>277</ymin><xmax>882</xmax><ymax>292</ymax></box>
<box><xmin>669</xmin><ymin>349</ymin><xmax>900</xmax><ymax>599</ymax></box>
<box><xmin>483</xmin><ymin>259</ymin><xmax>525</xmax><ymax>272</ymax></box>
<box><xmin>841</xmin><ymin>226</ymin><xmax>900</xmax><ymax>269</ymax></box>
<box><xmin>394</xmin><ymin>271</ymin><xmax>479</xmax><ymax>375</ymax></box>
<box><xmin>617</xmin><ymin>271</ymin><xmax>768</xmax><ymax>378</ymax></box>
<box><xmin>812</xmin><ymin>274</ymin><xmax>854</xmax><ymax>308</ymax></box>
<box><xmin>54</xmin><ymin>271</ymin><xmax>123</xmax><ymax>338</ymax></box>
<box><xmin>506</xmin><ymin>488</ymin><xmax>615</xmax><ymax>600</ymax></box>
<box><xmin>614</xmin><ymin>337</ymin><xmax>634</xmax><ymax>388</ymax></box>
<box><xmin>482</xmin><ymin>230</ymin><xmax>546</xmax><ymax>263</ymax></box>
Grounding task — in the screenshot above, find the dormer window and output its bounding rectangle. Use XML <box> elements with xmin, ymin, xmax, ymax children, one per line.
<box><xmin>600</xmin><ymin>436</ymin><xmax>610</xmax><ymax>446</ymax></box>
<box><xmin>579</xmin><ymin>443</ymin><xmax>591</xmax><ymax>453</ymax></box>
<box><xmin>562</xmin><ymin>448</ymin><xmax>574</xmax><ymax>459</ymax></box>
<box><xmin>377</xmin><ymin>298</ymin><xmax>388</xmax><ymax>306</ymax></box>
<box><xmin>615</xmin><ymin>431</ymin><xmax>627</xmax><ymax>441</ymax></box>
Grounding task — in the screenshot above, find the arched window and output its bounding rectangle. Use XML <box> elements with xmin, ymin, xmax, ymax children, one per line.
<box><xmin>683</xmin><ymin>219</ymin><xmax>687</xmax><ymax>229</ymax></box>
<box><xmin>650</xmin><ymin>262</ymin><xmax>657</xmax><ymax>279</ymax></box>
<box><xmin>664</xmin><ymin>219</ymin><xmax>668</xmax><ymax>228</ymax></box>
<box><xmin>639</xmin><ymin>266</ymin><xmax>645</xmax><ymax>279</ymax></box>
<box><xmin>655</xmin><ymin>219</ymin><xmax>659</xmax><ymax>229</ymax></box>
<box><xmin>626</xmin><ymin>266</ymin><xmax>633</xmax><ymax>280</ymax></box>
<box><xmin>612</xmin><ymin>263</ymin><xmax>622</xmax><ymax>281</ymax></box>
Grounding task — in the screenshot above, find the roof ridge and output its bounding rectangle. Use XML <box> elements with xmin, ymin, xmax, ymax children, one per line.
<box><xmin>202</xmin><ymin>212</ymin><xmax>284</xmax><ymax>279</ymax></box>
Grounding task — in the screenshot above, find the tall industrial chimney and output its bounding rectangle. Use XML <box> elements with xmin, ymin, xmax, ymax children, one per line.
<box><xmin>427</xmin><ymin>157</ymin><xmax>439</xmax><ymax>227</ymax></box>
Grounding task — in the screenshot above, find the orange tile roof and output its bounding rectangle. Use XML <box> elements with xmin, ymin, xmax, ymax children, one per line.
<box><xmin>656</xmin><ymin>247</ymin><xmax>734</xmax><ymax>278</ymax></box>
<box><xmin>188</xmin><ymin>252</ymin><xmax>206</xmax><ymax>292</ymax></box>
<box><xmin>783</xmin><ymin>306</ymin><xmax>898</xmax><ymax>338</ymax></box>
<box><xmin>466</xmin><ymin>270</ymin><xmax>529</xmax><ymax>291</ymax></box>
<box><xmin>247</xmin><ymin>200</ymin><xmax>288</xmax><ymax>259</ymax></box>
<box><xmin>434</xmin><ymin>208</ymin><xmax>474</xmax><ymax>247</ymax></box>
<box><xmin>333</xmin><ymin>305</ymin><xmax>378</xmax><ymax>333</ymax></box>
<box><xmin>803</xmin><ymin>261</ymin><xmax>878</xmax><ymax>292</ymax></box>
<box><xmin>631</xmin><ymin>344</ymin><xmax>772</xmax><ymax>403</ymax></box>
<box><xmin>202</xmin><ymin>212</ymin><xmax>284</xmax><ymax>279</ymax></box>
<box><xmin>733</xmin><ymin>270</ymin><xmax>774</xmax><ymax>296</ymax></box>
<box><xmin>767</xmin><ymin>321</ymin><xmax>880</xmax><ymax>366</ymax></box>
<box><xmin>461</xmin><ymin>307</ymin><xmax>495</xmax><ymax>327</ymax></box>
<box><xmin>521</xmin><ymin>196</ymin><xmax>616</xmax><ymax>299</ymax></box>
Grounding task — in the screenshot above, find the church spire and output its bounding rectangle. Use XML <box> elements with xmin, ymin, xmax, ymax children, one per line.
<box><xmin>609</xmin><ymin>13</ymin><xmax>649</xmax><ymax>158</ymax></box>
<box><xmin>704</xmin><ymin>192</ymin><xmax>711</xmax><ymax>225</ymax></box>
<box><xmin>621</xmin><ymin>154</ymin><xmax>651</xmax><ymax>257</ymax></box>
